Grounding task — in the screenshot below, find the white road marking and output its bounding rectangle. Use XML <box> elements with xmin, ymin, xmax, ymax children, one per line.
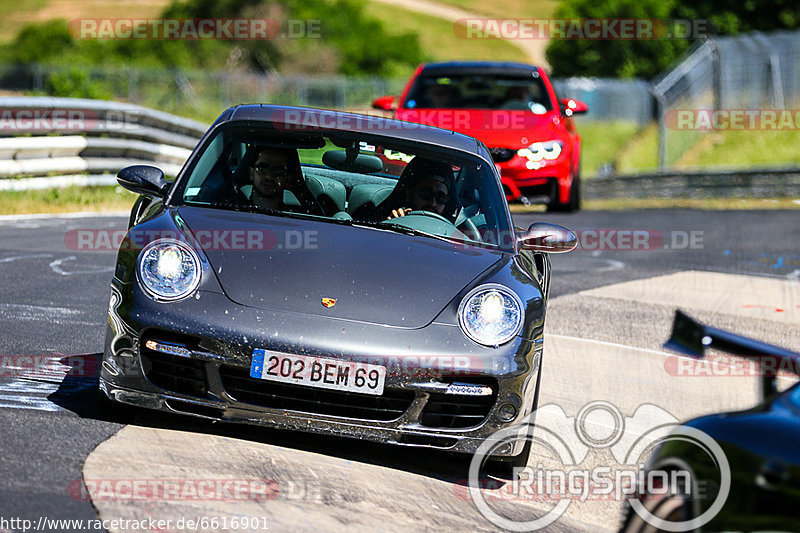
<box><xmin>0</xmin><ymin>357</ymin><xmax>71</xmax><ymax>412</ymax></box>
<box><xmin>49</xmin><ymin>256</ymin><xmax>76</xmax><ymax>276</ymax></box>
<box><xmin>0</xmin><ymin>253</ymin><xmax>54</xmax><ymax>263</ymax></box>
<box><xmin>49</xmin><ymin>256</ymin><xmax>114</xmax><ymax>276</ymax></box>
<box><xmin>0</xmin><ymin>303</ymin><xmax>98</xmax><ymax>326</ymax></box>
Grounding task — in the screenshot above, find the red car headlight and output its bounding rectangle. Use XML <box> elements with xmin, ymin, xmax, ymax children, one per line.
<box><xmin>517</xmin><ymin>140</ymin><xmax>564</xmax><ymax>163</ymax></box>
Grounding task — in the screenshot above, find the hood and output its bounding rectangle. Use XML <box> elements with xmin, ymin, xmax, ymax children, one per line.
<box><xmin>177</xmin><ymin>207</ymin><xmax>502</xmax><ymax>328</ymax></box>
<box><xmin>395</xmin><ymin>108</ymin><xmax>561</xmax><ymax>148</ymax></box>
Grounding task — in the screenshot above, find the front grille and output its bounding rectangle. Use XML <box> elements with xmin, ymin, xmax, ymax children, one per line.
<box><xmin>140</xmin><ymin>350</ymin><xmax>208</xmax><ymax>398</ymax></box>
<box><xmin>420</xmin><ymin>385</ymin><xmax>497</xmax><ymax>429</ymax></box>
<box><xmin>220</xmin><ymin>366</ymin><xmax>415</xmax><ymax>422</ymax></box>
<box><xmin>489</xmin><ymin>147</ymin><xmax>515</xmax><ymax>163</ymax></box>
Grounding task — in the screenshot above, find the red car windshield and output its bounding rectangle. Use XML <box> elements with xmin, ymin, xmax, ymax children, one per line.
<box><xmin>404</xmin><ymin>73</ymin><xmax>553</xmax><ymax>112</ymax></box>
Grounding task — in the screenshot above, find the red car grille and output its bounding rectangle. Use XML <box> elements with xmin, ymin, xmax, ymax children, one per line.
<box><xmin>489</xmin><ymin>147</ymin><xmax>515</xmax><ymax>163</ymax></box>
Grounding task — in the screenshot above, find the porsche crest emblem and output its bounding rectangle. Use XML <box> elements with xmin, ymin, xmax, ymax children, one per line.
<box><xmin>321</xmin><ymin>298</ymin><xmax>337</xmax><ymax>308</ymax></box>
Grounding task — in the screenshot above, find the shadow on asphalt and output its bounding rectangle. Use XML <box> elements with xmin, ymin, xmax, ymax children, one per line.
<box><xmin>47</xmin><ymin>353</ymin><xmax>510</xmax><ymax>487</ymax></box>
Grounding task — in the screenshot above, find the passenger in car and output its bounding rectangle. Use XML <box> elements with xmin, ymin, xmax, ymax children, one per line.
<box><xmin>239</xmin><ymin>146</ymin><xmax>324</xmax><ymax>215</ymax></box>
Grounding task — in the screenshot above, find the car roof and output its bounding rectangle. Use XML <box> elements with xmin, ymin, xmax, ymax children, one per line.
<box><xmin>218</xmin><ymin>104</ymin><xmax>481</xmax><ymax>154</ymax></box>
<box><xmin>420</xmin><ymin>61</ymin><xmax>542</xmax><ymax>75</ymax></box>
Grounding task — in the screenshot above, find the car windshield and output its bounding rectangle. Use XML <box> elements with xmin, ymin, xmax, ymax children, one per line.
<box><xmin>172</xmin><ymin>125</ymin><xmax>513</xmax><ymax>250</ymax></box>
<box><xmin>404</xmin><ymin>72</ymin><xmax>552</xmax><ymax>112</ymax></box>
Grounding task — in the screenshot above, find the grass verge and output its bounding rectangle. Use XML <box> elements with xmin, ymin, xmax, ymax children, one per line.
<box><xmin>435</xmin><ymin>0</ymin><xmax>559</xmax><ymax>20</ymax></box>
<box><xmin>2</xmin><ymin>185</ymin><xmax>796</xmax><ymax>217</ymax></box>
<box><xmin>577</xmin><ymin>120</ymin><xmax>641</xmax><ymax>177</ymax></box>
<box><xmin>0</xmin><ymin>185</ymin><xmax>138</xmax><ymax>216</ymax></box>
<box><xmin>361</xmin><ymin>1</ymin><xmax>523</xmax><ymax>64</ymax></box>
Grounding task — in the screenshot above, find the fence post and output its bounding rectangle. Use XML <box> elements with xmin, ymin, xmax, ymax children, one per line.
<box><xmin>655</xmin><ymin>92</ymin><xmax>667</xmax><ymax>171</ymax></box>
<box><xmin>710</xmin><ymin>39</ymin><xmax>721</xmax><ymax>112</ymax></box>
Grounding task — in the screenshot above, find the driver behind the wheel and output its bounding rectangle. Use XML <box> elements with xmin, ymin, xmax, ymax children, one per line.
<box><xmin>388</xmin><ymin>174</ymin><xmax>450</xmax><ymax>219</ymax></box>
<box><xmin>370</xmin><ymin>156</ymin><xmax>457</xmax><ymax>221</ymax></box>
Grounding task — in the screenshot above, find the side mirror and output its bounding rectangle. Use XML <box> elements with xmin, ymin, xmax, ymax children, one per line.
<box><xmin>518</xmin><ymin>222</ymin><xmax>577</xmax><ymax>253</ymax></box>
<box><xmin>372</xmin><ymin>95</ymin><xmax>397</xmax><ymax>111</ymax></box>
<box><xmin>117</xmin><ymin>165</ymin><xmax>170</xmax><ymax>198</ymax></box>
<box><xmin>558</xmin><ymin>98</ymin><xmax>588</xmax><ymax>117</ymax></box>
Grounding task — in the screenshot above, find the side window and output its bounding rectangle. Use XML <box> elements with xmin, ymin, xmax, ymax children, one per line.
<box><xmin>183</xmin><ymin>134</ymin><xmax>225</xmax><ymax>198</ymax></box>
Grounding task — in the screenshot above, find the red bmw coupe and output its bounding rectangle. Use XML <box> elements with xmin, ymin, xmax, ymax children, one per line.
<box><xmin>373</xmin><ymin>61</ymin><xmax>587</xmax><ymax>212</ymax></box>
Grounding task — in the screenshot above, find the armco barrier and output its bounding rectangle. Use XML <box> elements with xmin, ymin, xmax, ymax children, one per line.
<box><xmin>1</xmin><ymin>97</ymin><xmax>798</xmax><ymax>199</ymax></box>
<box><xmin>584</xmin><ymin>167</ymin><xmax>800</xmax><ymax>199</ymax></box>
<box><xmin>0</xmin><ymin>97</ymin><xmax>206</xmax><ymax>190</ymax></box>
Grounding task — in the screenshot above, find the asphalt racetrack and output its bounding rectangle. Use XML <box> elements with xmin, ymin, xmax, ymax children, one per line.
<box><xmin>1</xmin><ymin>208</ymin><xmax>798</xmax><ymax>532</ymax></box>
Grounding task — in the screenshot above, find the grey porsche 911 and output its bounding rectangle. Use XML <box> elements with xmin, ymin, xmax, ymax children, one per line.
<box><xmin>101</xmin><ymin>104</ymin><xmax>576</xmax><ymax>470</ymax></box>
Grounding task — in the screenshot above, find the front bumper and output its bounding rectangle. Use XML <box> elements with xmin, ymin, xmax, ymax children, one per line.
<box><xmin>493</xmin><ymin>152</ymin><xmax>571</xmax><ymax>204</ymax></box>
<box><xmin>102</xmin><ymin>281</ymin><xmax>544</xmax><ymax>456</ymax></box>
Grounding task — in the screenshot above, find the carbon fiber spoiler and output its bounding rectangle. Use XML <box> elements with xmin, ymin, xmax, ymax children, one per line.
<box><xmin>665</xmin><ymin>309</ymin><xmax>800</xmax><ymax>400</ymax></box>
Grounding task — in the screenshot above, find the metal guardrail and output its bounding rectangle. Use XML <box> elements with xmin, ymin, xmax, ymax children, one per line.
<box><xmin>1</xmin><ymin>97</ymin><xmax>798</xmax><ymax>200</ymax></box>
<box><xmin>0</xmin><ymin>97</ymin><xmax>205</xmax><ymax>190</ymax></box>
<box><xmin>584</xmin><ymin>167</ymin><xmax>800</xmax><ymax>199</ymax></box>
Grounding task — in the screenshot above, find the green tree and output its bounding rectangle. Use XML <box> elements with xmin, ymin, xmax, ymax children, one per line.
<box><xmin>546</xmin><ymin>0</ymin><xmax>689</xmax><ymax>78</ymax></box>
<box><xmin>546</xmin><ymin>0</ymin><xmax>799</xmax><ymax>79</ymax></box>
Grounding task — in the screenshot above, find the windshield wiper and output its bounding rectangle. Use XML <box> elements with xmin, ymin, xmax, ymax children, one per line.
<box><xmin>375</xmin><ymin>221</ymin><xmax>466</xmax><ymax>244</ymax></box>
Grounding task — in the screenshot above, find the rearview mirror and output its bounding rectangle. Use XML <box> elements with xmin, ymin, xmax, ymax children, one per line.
<box><xmin>117</xmin><ymin>165</ymin><xmax>170</xmax><ymax>198</ymax></box>
<box><xmin>518</xmin><ymin>222</ymin><xmax>577</xmax><ymax>253</ymax></box>
<box><xmin>322</xmin><ymin>150</ymin><xmax>384</xmax><ymax>173</ymax></box>
<box><xmin>558</xmin><ymin>98</ymin><xmax>588</xmax><ymax>117</ymax></box>
<box><xmin>372</xmin><ymin>95</ymin><xmax>397</xmax><ymax>111</ymax></box>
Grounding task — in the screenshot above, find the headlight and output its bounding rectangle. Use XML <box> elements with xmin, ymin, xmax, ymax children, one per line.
<box><xmin>458</xmin><ymin>284</ymin><xmax>523</xmax><ymax>347</ymax></box>
<box><xmin>517</xmin><ymin>140</ymin><xmax>563</xmax><ymax>162</ymax></box>
<box><xmin>138</xmin><ymin>239</ymin><xmax>201</xmax><ymax>301</ymax></box>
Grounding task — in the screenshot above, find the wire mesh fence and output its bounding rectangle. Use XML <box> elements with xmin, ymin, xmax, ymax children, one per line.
<box><xmin>0</xmin><ymin>64</ymin><xmax>409</xmax><ymax>122</ymax></box>
<box><xmin>0</xmin><ymin>63</ymin><xmax>654</xmax><ymax>125</ymax></box>
<box><xmin>653</xmin><ymin>29</ymin><xmax>800</xmax><ymax>169</ymax></box>
<box><xmin>552</xmin><ymin>77</ymin><xmax>653</xmax><ymax>125</ymax></box>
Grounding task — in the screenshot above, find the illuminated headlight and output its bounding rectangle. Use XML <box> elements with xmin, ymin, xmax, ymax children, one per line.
<box><xmin>138</xmin><ymin>239</ymin><xmax>201</xmax><ymax>301</ymax></box>
<box><xmin>517</xmin><ymin>140</ymin><xmax>563</xmax><ymax>162</ymax></box>
<box><xmin>458</xmin><ymin>284</ymin><xmax>523</xmax><ymax>347</ymax></box>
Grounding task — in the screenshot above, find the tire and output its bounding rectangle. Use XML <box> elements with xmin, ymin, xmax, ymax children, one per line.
<box><xmin>546</xmin><ymin>172</ymin><xmax>581</xmax><ymax>213</ymax></box>
<box><xmin>618</xmin><ymin>468</ymin><xmax>694</xmax><ymax>533</ymax></box>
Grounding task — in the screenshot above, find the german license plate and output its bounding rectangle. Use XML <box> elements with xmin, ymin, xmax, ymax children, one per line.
<box><xmin>250</xmin><ymin>350</ymin><xmax>386</xmax><ymax>396</ymax></box>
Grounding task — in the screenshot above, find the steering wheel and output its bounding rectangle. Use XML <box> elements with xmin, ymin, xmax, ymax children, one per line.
<box><xmin>454</xmin><ymin>205</ymin><xmax>481</xmax><ymax>239</ymax></box>
<box><xmin>381</xmin><ymin>210</ymin><xmax>474</xmax><ymax>241</ymax></box>
<box><xmin>405</xmin><ymin>210</ymin><xmax>454</xmax><ymax>225</ymax></box>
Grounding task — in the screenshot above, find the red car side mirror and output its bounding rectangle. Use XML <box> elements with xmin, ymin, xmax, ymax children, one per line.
<box><xmin>372</xmin><ymin>96</ymin><xmax>397</xmax><ymax>111</ymax></box>
<box><xmin>558</xmin><ymin>98</ymin><xmax>588</xmax><ymax>117</ymax></box>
